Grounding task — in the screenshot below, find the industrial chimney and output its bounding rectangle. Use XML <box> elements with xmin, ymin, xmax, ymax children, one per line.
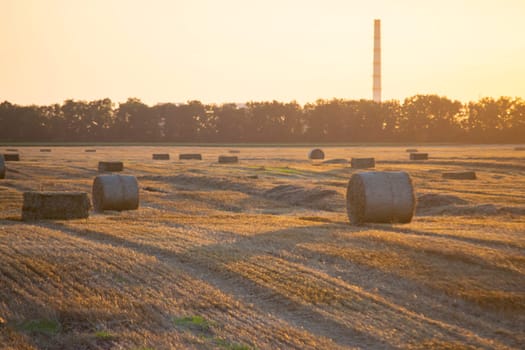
<box><xmin>373</xmin><ymin>19</ymin><xmax>381</xmax><ymax>103</ymax></box>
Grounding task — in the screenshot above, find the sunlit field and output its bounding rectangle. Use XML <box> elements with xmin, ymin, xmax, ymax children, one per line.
<box><xmin>1</xmin><ymin>145</ymin><xmax>524</xmax><ymax>349</ymax></box>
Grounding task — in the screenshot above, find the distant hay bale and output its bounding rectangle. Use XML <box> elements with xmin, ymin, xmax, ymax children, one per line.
<box><xmin>351</xmin><ymin>157</ymin><xmax>375</xmax><ymax>169</ymax></box>
<box><xmin>85</xmin><ymin>149</ymin><xmax>97</xmax><ymax>153</ymax></box>
<box><xmin>410</xmin><ymin>152</ymin><xmax>428</xmax><ymax>160</ymax></box>
<box><xmin>442</xmin><ymin>171</ymin><xmax>477</xmax><ymax>180</ymax></box>
<box><xmin>179</xmin><ymin>153</ymin><xmax>202</xmax><ymax>160</ymax></box>
<box><xmin>346</xmin><ymin>171</ymin><xmax>415</xmax><ymax>225</ymax></box>
<box><xmin>98</xmin><ymin>161</ymin><xmax>123</xmax><ymax>172</ymax></box>
<box><xmin>39</xmin><ymin>149</ymin><xmax>51</xmax><ymax>152</ymax></box>
<box><xmin>308</xmin><ymin>148</ymin><xmax>325</xmax><ymax>160</ymax></box>
<box><xmin>514</xmin><ymin>146</ymin><xmax>525</xmax><ymax>151</ymax></box>
<box><xmin>218</xmin><ymin>155</ymin><xmax>239</xmax><ymax>164</ymax></box>
<box><xmin>406</xmin><ymin>148</ymin><xmax>418</xmax><ymax>153</ymax></box>
<box><xmin>22</xmin><ymin>191</ymin><xmax>90</xmax><ymax>221</ymax></box>
<box><xmin>152</xmin><ymin>153</ymin><xmax>170</xmax><ymax>160</ymax></box>
<box><xmin>92</xmin><ymin>174</ymin><xmax>139</xmax><ymax>212</ymax></box>
<box><xmin>3</xmin><ymin>154</ymin><xmax>19</xmax><ymax>161</ymax></box>
<box><xmin>0</xmin><ymin>155</ymin><xmax>5</xmax><ymax>179</ymax></box>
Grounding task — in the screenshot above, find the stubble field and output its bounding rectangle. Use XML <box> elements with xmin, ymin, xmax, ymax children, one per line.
<box><xmin>0</xmin><ymin>145</ymin><xmax>524</xmax><ymax>349</ymax></box>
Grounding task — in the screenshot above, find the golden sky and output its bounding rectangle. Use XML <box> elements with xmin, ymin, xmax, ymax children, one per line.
<box><xmin>1</xmin><ymin>0</ymin><xmax>524</xmax><ymax>105</ymax></box>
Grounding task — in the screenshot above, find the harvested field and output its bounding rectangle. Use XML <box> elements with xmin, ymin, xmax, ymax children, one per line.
<box><xmin>0</xmin><ymin>145</ymin><xmax>524</xmax><ymax>349</ymax></box>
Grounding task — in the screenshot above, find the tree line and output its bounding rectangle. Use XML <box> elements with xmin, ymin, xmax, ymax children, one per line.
<box><xmin>1</xmin><ymin>95</ymin><xmax>524</xmax><ymax>143</ymax></box>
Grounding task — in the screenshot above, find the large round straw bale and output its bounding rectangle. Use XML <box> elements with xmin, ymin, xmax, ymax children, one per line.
<box><xmin>405</xmin><ymin>148</ymin><xmax>418</xmax><ymax>153</ymax></box>
<box><xmin>351</xmin><ymin>157</ymin><xmax>375</xmax><ymax>169</ymax></box>
<box><xmin>346</xmin><ymin>171</ymin><xmax>415</xmax><ymax>225</ymax></box>
<box><xmin>22</xmin><ymin>191</ymin><xmax>90</xmax><ymax>220</ymax></box>
<box><xmin>92</xmin><ymin>174</ymin><xmax>139</xmax><ymax>212</ymax></box>
<box><xmin>410</xmin><ymin>152</ymin><xmax>428</xmax><ymax>160</ymax></box>
<box><xmin>179</xmin><ymin>153</ymin><xmax>202</xmax><ymax>160</ymax></box>
<box><xmin>442</xmin><ymin>171</ymin><xmax>476</xmax><ymax>180</ymax></box>
<box><xmin>308</xmin><ymin>148</ymin><xmax>325</xmax><ymax>160</ymax></box>
<box><xmin>218</xmin><ymin>155</ymin><xmax>238</xmax><ymax>164</ymax></box>
<box><xmin>152</xmin><ymin>153</ymin><xmax>170</xmax><ymax>160</ymax></box>
<box><xmin>98</xmin><ymin>161</ymin><xmax>124</xmax><ymax>172</ymax></box>
<box><xmin>0</xmin><ymin>155</ymin><xmax>5</xmax><ymax>179</ymax></box>
<box><xmin>3</xmin><ymin>153</ymin><xmax>19</xmax><ymax>161</ymax></box>
<box><xmin>40</xmin><ymin>148</ymin><xmax>51</xmax><ymax>152</ymax></box>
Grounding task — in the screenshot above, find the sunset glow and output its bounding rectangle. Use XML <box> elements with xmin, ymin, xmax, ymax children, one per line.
<box><xmin>1</xmin><ymin>0</ymin><xmax>524</xmax><ymax>105</ymax></box>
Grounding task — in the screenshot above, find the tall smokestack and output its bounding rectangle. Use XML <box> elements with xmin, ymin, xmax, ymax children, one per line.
<box><xmin>373</xmin><ymin>19</ymin><xmax>381</xmax><ymax>103</ymax></box>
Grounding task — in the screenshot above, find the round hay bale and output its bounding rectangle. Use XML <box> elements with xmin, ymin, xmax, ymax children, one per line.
<box><xmin>152</xmin><ymin>153</ymin><xmax>170</xmax><ymax>160</ymax></box>
<box><xmin>39</xmin><ymin>148</ymin><xmax>51</xmax><ymax>152</ymax></box>
<box><xmin>98</xmin><ymin>161</ymin><xmax>124</xmax><ymax>172</ymax></box>
<box><xmin>308</xmin><ymin>148</ymin><xmax>325</xmax><ymax>160</ymax></box>
<box><xmin>179</xmin><ymin>153</ymin><xmax>202</xmax><ymax>160</ymax></box>
<box><xmin>442</xmin><ymin>171</ymin><xmax>476</xmax><ymax>180</ymax></box>
<box><xmin>22</xmin><ymin>191</ymin><xmax>90</xmax><ymax>221</ymax></box>
<box><xmin>406</xmin><ymin>148</ymin><xmax>418</xmax><ymax>153</ymax></box>
<box><xmin>351</xmin><ymin>157</ymin><xmax>375</xmax><ymax>169</ymax></box>
<box><xmin>218</xmin><ymin>155</ymin><xmax>239</xmax><ymax>164</ymax></box>
<box><xmin>92</xmin><ymin>174</ymin><xmax>139</xmax><ymax>212</ymax></box>
<box><xmin>3</xmin><ymin>153</ymin><xmax>19</xmax><ymax>161</ymax></box>
<box><xmin>85</xmin><ymin>149</ymin><xmax>97</xmax><ymax>153</ymax></box>
<box><xmin>410</xmin><ymin>152</ymin><xmax>428</xmax><ymax>160</ymax></box>
<box><xmin>0</xmin><ymin>155</ymin><xmax>5</xmax><ymax>179</ymax></box>
<box><xmin>346</xmin><ymin>171</ymin><xmax>415</xmax><ymax>225</ymax></box>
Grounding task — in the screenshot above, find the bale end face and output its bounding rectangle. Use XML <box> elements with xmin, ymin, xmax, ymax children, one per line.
<box><xmin>308</xmin><ymin>148</ymin><xmax>325</xmax><ymax>160</ymax></box>
<box><xmin>152</xmin><ymin>153</ymin><xmax>170</xmax><ymax>160</ymax></box>
<box><xmin>218</xmin><ymin>155</ymin><xmax>239</xmax><ymax>164</ymax></box>
<box><xmin>179</xmin><ymin>153</ymin><xmax>202</xmax><ymax>160</ymax></box>
<box><xmin>346</xmin><ymin>171</ymin><xmax>415</xmax><ymax>225</ymax></box>
<box><xmin>22</xmin><ymin>191</ymin><xmax>90</xmax><ymax>221</ymax></box>
<box><xmin>98</xmin><ymin>161</ymin><xmax>124</xmax><ymax>172</ymax></box>
<box><xmin>351</xmin><ymin>157</ymin><xmax>376</xmax><ymax>169</ymax></box>
<box><xmin>92</xmin><ymin>174</ymin><xmax>139</xmax><ymax>212</ymax></box>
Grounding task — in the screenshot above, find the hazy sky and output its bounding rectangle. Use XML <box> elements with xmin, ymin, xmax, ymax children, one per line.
<box><xmin>1</xmin><ymin>0</ymin><xmax>524</xmax><ymax>105</ymax></box>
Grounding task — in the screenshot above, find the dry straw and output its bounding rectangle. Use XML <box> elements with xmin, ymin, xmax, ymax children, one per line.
<box><xmin>3</xmin><ymin>154</ymin><xmax>20</xmax><ymax>161</ymax></box>
<box><xmin>442</xmin><ymin>171</ymin><xmax>477</xmax><ymax>180</ymax></box>
<box><xmin>410</xmin><ymin>152</ymin><xmax>428</xmax><ymax>160</ymax></box>
<box><xmin>152</xmin><ymin>153</ymin><xmax>170</xmax><ymax>160</ymax></box>
<box><xmin>0</xmin><ymin>155</ymin><xmax>5</xmax><ymax>179</ymax></box>
<box><xmin>218</xmin><ymin>155</ymin><xmax>238</xmax><ymax>164</ymax></box>
<box><xmin>406</xmin><ymin>148</ymin><xmax>418</xmax><ymax>153</ymax></box>
<box><xmin>351</xmin><ymin>157</ymin><xmax>375</xmax><ymax>169</ymax></box>
<box><xmin>308</xmin><ymin>148</ymin><xmax>325</xmax><ymax>160</ymax></box>
<box><xmin>346</xmin><ymin>171</ymin><xmax>415</xmax><ymax>225</ymax></box>
<box><xmin>40</xmin><ymin>149</ymin><xmax>52</xmax><ymax>152</ymax></box>
<box><xmin>179</xmin><ymin>153</ymin><xmax>202</xmax><ymax>160</ymax></box>
<box><xmin>92</xmin><ymin>174</ymin><xmax>139</xmax><ymax>212</ymax></box>
<box><xmin>98</xmin><ymin>161</ymin><xmax>124</xmax><ymax>172</ymax></box>
<box><xmin>22</xmin><ymin>191</ymin><xmax>90</xmax><ymax>220</ymax></box>
<box><xmin>85</xmin><ymin>149</ymin><xmax>97</xmax><ymax>152</ymax></box>
<box><xmin>6</xmin><ymin>148</ymin><xmax>18</xmax><ymax>152</ymax></box>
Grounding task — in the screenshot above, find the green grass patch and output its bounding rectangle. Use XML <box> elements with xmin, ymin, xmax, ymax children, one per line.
<box><xmin>18</xmin><ymin>319</ymin><xmax>61</xmax><ymax>335</ymax></box>
<box><xmin>94</xmin><ymin>330</ymin><xmax>116</xmax><ymax>340</ymax></box>
<box><xmin>173</xmin><ymin>315</ymin><xmax>213</xmax><ymax>334</ymax></box>
<box><xmin>214</xmin><ymin>338</ymin><xmax>254</xmax><ymax>350</ymax></box>
<box><xmin>265</xmin><ymin>166</ymin><xmax>304</xmax><ymax>175</ymax></box>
